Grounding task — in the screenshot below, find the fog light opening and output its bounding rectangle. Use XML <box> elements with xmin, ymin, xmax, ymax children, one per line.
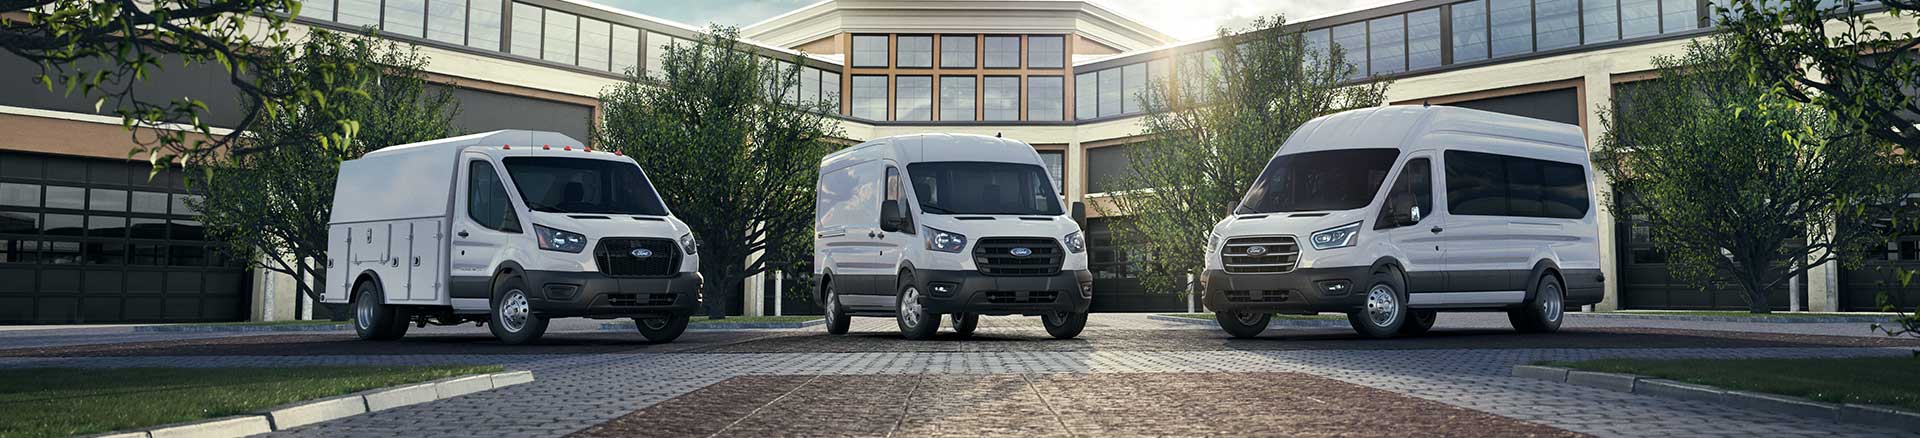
<box><xmin>1315</xmin><ymin>280</ymin><xmax>1353</xmax><ymax>296</ymax></box>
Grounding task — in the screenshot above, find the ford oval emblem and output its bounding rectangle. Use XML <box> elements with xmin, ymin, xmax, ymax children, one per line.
<box><xmin>1009</xmin><ymin>247</ymin><xmax>1033</xmax><ymax>257</ymax></box>
<box><xmin>630</xmin><ymin>248</ymin><xmax>654</xmax><ymax>258</ymax></box>
<box><xmin>1246</xmin><ymin>245</ymin><xmax>1269</xmax><ymax>256</ymax></box>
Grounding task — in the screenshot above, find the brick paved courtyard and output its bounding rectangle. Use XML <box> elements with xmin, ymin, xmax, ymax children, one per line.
<box><xmin>2</xmin><ymin>313</ymin><xmax>1916</xmax><ymax>437</ymax></box>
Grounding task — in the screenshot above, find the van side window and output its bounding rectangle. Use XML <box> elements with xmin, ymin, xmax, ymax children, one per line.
<box><xmin>1376</xmin><ymin>158</ymin><xmax>1432</xmax><ymax>229</ymax></box>
<box><xmin>1444</xmin><ymin>150</ymin><xmax>1589</xmax><ymax>219</ymax></box>
<box><xmin>468</xmin><ymin>161</ymin><xmax>522</xmax><ymax>233</ymax></box>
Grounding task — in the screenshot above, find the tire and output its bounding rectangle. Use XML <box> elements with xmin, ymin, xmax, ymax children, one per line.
<box><xmin>1510</xmin><ymin>274</ymin><xmax>1566</xmax><ymax>333</ymax></box>
<box><xmin>488</xmin><ymin>275</ymin><xmax>549</xmax><ymax>345</ymax></box>
<box><xmin>635</xmin><ymin>314</ymin><xmax>690</xmax><ymax>343</ymax></box>
<box><xmin>350</xmin><ymin>279</ymin><xmax>409</xmax><ymax>341</ymax></box>
<box><xmin>823</xmin><ymin>280</ymin><xmax>850</xmax><ymax>335</ymax></box>
<box><xmin>1347</xmin><ymin>272</ymin><xmax>1408</xmax><ymax>339</ymax></box>
<box><xmin>951</xmin><ymin>313</ymin><xmax>979</xmax><ymax>337</ymax></box>
<box><xmin>1041</xmin><ymin>311</ymin><xmax>1088</xmax><ymax>339</ymax></box>
<box><xmin>895</xmin><ymin>274</ymin><xmax>939</xmax><ymax>340</ymax></box>
<box><xmin>1400</xmin><ymin>310</ymin><xmax>1437</xmax><ymax>335</ymax></box>
<box><xmin>1214</xmin><ymin>311</ymin><xmax>1270</xmax><ymax>339</ymax></box>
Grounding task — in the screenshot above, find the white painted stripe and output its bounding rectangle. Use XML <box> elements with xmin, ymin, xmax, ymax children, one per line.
<box><xmin>1408</xmin><ymin>291</ymin><xmax>1526</xmax><ymax>307</ymax></box>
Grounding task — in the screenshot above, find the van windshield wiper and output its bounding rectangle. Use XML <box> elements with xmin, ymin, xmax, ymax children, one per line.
<box><xmin>918</xmin><ymin>204</ymin><xmax>954</xmax><ymax>214</ymax></box>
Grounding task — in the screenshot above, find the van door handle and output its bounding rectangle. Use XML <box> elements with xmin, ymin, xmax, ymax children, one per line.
<box><xmin>1429</xmin><ymin>227</ymin><xmax>1443</xmax><ymax>234</ymax></box>
<box><xmin>457</xmin><ymin>230</ymin><xmax>470</xmax><ymax>238</ymax></box>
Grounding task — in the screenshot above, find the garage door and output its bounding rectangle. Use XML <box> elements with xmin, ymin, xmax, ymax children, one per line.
<box><xmin>1615</xmin><ymin>212</ymin><xmax>1792</xmax><ymax>310</ymax></box>
<box><xmin>1841</xmin><ymin>231</ymin><xmax>1920</xmax><ymax>312</ymax></box>
<box><xmin>0</xmin><ymin>151</ymin><xmax>250</xmax><ymax>324</ymax></box>
<box><xmin>1085</xmin><ymin>218</ymin><xmax>1188</xmax><ymax>312</ymax></box>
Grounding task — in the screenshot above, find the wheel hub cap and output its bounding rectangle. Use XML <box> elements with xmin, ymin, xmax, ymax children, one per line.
<box><xmin>1235</xmin><ymin>312</ymin><xmax>1263</xmax><ymax>326</ymax></box>
<box><xmin>1543</xmin><ymin>284</ymin><xmax>1563</xmax><ymax>322</ymax></box>
<box><xmin>900</xmin><ymin>287</ymin><xmax>924</xmax><ymax>327</ymax></box>
<box><xmin>1365</xmin><ymin>285</ymin><xmax>1399</xmax><ymax>327</ymax></box>
<box><xmin>500</xmin><ymin>290</ymin><xmax>530</xmax><ymax>332</ymax></box>
<box><xmin>355</xmin><ymin>290</ymin><xmax>374</xmax><ymax>330</ymax></box>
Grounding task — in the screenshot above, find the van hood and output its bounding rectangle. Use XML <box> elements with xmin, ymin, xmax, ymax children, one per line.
<box><xmin>1211</xmin><ymin>208</ymin><xmax>1371</xmax><ymax>239</ymax></box>
<box><xmin>525</xmin><ymin>211</ymin><xmax>689</xmax><ymax>242</ymax></box>
<box><xmin>917</xmin><ymin>214</ymin><xmax>1081</xmax><ymax>240</ymax></box>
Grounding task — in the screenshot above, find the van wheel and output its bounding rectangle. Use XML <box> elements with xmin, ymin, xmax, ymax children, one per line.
<box><xmin>350</xmin><ymin>280</ymin><xmax>408</xmax><ymax>341</ymax></box>
<box><xmin>1041</xmin><ymin>311</ymin><xmax>1088</xmax><ymax>339</ymax></box>
<box><xmin>1347</xmin><ymin>273</ymin><xmax>1407</xmax><ymax>339</ymax></box>
<box><xmin>1215</xmin><ymin>311</ymin><xmax>1270</xmax><ymax>338</ymax></box>
<box><xmin>635</xmin><ymin>314</ymin><xmax>690</xmax><ymax>343</ymax></box>
<box><xmin>896</xmin><ymin>275</ymin><xmax>939</xmax><ymax>340</ymax></box>
<box><xmin>488</xmin><ymin>275</ymin><xmax>548</xmax><ymax>344</ymax></box>
<box><xmin>823</xmin><ymin>281</ymin><xmax>850</xmax><ymax>335</ymax></box>
<box><xmin>951</xmin><ymin>313</ymin><xmax>979</xmax><ymax>337</ymax></box>
<box><xmin>1400</xmin><ymin>310</ymin><xmax>1437</xmax><ymax>335</ymax></box>
<box><xmin>1510</xmin><ymin>275</ymin><xmax>1566</xmax><ymax>333</ymax></box>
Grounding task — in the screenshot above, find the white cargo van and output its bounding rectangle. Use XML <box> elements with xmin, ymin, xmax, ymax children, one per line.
<box><xmin>324</xmin><ymin>130</ymin><xmax>702</xmax><ymax>345</ymax></box>
<box><xmin>1202</xmin><ymin>106</ymin><xmax>1604</xmax><ymax>339</ymax></box>
<box><xmin>814</xmin><ymin>134</ymin><xmax>1093</xmax><ymax>340</ymax></box>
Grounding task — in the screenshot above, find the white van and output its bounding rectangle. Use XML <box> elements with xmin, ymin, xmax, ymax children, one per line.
<box><xmin>324</xmin><ymin>130</ymin><xmax>702</xmax><ymax>345</ymax></box>
<box><xmin>814</xmin><ymin>134</ymin><xmax>1093</xmax><ymax>340</ymax></box>
<box><xmin>1202</xmin><ymin>106</ymin><xmax>1603</xmax><ymax>339</ymax></box>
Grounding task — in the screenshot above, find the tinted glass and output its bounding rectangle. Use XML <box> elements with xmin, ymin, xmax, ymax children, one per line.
<box><xmin>1098</xmin><ymin>69</ymin><xmax>1121</xmax><ymax>117</ymax></box>
<box><xmin>502</xmin><ymin>157</ymin><xmax>667</xmax><ymax>216</ymax></box>
<box><xmin>984</xmin><ymin>36</ymin><xmax>1020</xmax><ymax>68</ymax></box>
<box><xmin>1452</xmin><ymin>0</ymin><xmax>1489</xmax><ymax>62</ymax></box>
<box><xmin>89</xmin><ymin>189</ymin><xmax>126</xmax><ymax>212</ymax></box>
<box><xmin>941</xmin><ymin>36</ymin><xmax>975</xmax><ymax>68</ymax></box>
<box><xmin>1028</xmin><ymin>36</ymin><xmax>1064</xmax><ymax>68</ymax></box>
<box><xmin>1407</xmin><ymin>9</ymin><xmax>1443</xmax><ymax>70</ymax></box>
<box><xmin>940</xmin><ymin>76</ymin><xmax>976</xmax><ymax>121</ymax></box>
<box><xmin>1332</xmin><ymin>23</ymin><xmax>1367</xmax><ymax>80</ymax></box>
<box><xmin>898</xmin><ymin>36</ymin><xmax>933</xmax><ymax>68</ymax></box>
<box><xmin>466</xmin><ymin>161</ymin><xmax>519</xmax><ymax>232</ymax></box>
<box><xmin>383</xmin><ymin>0</ymin><xmax>425</xmax><ymax>38</ymax></box>
<box><xmin>426</xmin><ymin>0</ymin><xmax>465</xmax><ymax>44</ymax></box>
<box><xmin>852</xmin><ymin>75</ymin><xmax>888</xmax><ymax>120</ymax></box>
<box><xmin>1369</xmin><ymin>16</ymin><xmax>1406</xmax><ymax>75</ymax></box>
<box><xmin>129</xmin><ymin>218</ymin><xmax>165</xmax><ymax>239</ymax></box>
<box><xmin>1445</xmin><ymin>150</ymin><xmax>1589</xmax><ymax>218</ymax></box>
<box><xmin>1445</xmin><ymin>150</ymin><xmax>1507</xmax><ymax>215</ymax></box>
<box><xmin>469</xmin><ymin>0</ymin><xmax>502</xmax><ymax>50</ymax></box>
<box><xmin>578</xmin><ymin>18</ymin><xmax>612</xmax><ymax>71</ymax></box>
<box><xmin>1239</xmin><ymin>149</ymin><xmax>1400</xmax><ymax>213</ymax></box>
<box><xmin>1621</xmin><ymin>0</ymin><xmax>1660</xmax><ymax>38</ymax></box>
<box><xmin>509</xmin><ymin>3</ymin><xmax>541</xmax><ymax>57</ymax></box>
<box><xmin>1506</xmin><ymin>156</ymin><xmax>1544</xmax><ymax>217</ymax></box>
<box><xmin>1075</xmin><ymin>72</ymin><xmax>1097</xmax><ymax>120</ymax></box>
<box><xmin>1490</xmin><ymin>0</ymin><xmax>1532</xmax><ymax>57</ymax></box>
<box><xmin>983</xmin><ymin>77</ymin><xmax>1019</xmax><ymax>121</ymax></box>
<box><xmin>908</xmin><ymin>162</ymin><xmax>1064</xmax><ymax>215</ymax></box>
<box><xmin>1377</xmin><ymin>158</ymin><xmax>1434</xmax><ymax>228</ymax></box>
<box><xmin>0</xmin><ymin>183</ymin><xmax>37</xmax><ymax>207</ymax></box>
<box><xmin>895</xmin><ymin>76</ymin><xmax>933</xmax><ymax>121</ymax></box>
<box><xmin>853</xmin><ymin>35</ymin><xmax>889</xmax><ymax>67</ymax></box>
<box><xmin>542</xmin><ymin>9</ymin><xmax>578</xmax><ymax>64</ymax></box>
<box><xmin>1661</xmin><ymin>0</ymin><xmax>1697</xmax><ymax>33</ymax></box>
<box><xmin>338</xmin><ymin>0</ymin><xmax>379</xmax><ymax>27</ymax></box>
<box><xmin>1122</xmin><ymin>63</ymin><xmax>1147</xmax><ymax>113</ymax></box>
<box><xmin>0</xmin><ymin>211</ymin><xmax>35</xmax><ymax>235</ymax></box>
<box><xmin>1028</xmin><ymin>76</ymin><xmax>1064</xmax><ymax>121</ymax></box>
<box><xmin>44</xmin><ymin>186</ymin><xmax>84</xmax><ymax>210</ymax></box>
<box><xmin>1584</xmin><ymin>0</ymin><xmax>1620</xmax><ymax>43</ymax></box>
<box><xmin>1541</xmin><ymin>160</ymin><xmax>1591</xmax><ymax>218</ymax></box>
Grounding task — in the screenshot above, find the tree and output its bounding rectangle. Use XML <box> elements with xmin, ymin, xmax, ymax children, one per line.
<box><xmin>1</xmin><ymin>0</ymin><xmax>357</xmax><ymax>166</ymax></box>
<box><xmin>1595</xmin><ymin>37</ymin><xmax>1918</xmax><ymax>313</ymax></box>
<box><xmin>1102</xmin><ymin>16</ymin><xmax>1389</xmax><ymax>295</ymax></box>
<box><xmin>1720</xmin><ymin>0</ymin><xmax>1920</xmax><ymax>152</ymax></box>
<box><xmin>598</xmin><ymin>26</ymin><xmax>842</xmax><ymax>319</ymax></box>
<box><xmin>192</xmin><ymin>30</ymin><xmax>459</xmax><ymax>309</ymax></box>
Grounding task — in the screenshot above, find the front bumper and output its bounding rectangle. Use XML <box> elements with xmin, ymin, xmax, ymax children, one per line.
<box><xmin>913</xmin><ymin>269</ymin><xmax>1093</xmax><ymax>316</ymax></box>
<box><xmin>1201</xmin><ymin>266</ymin><xmax>1374</xmax><ymax>313</ymax></box>
<box><xmin>523</xmin><ymin>270</ymin><xmax>702</xmax><ymax>319</ymax></box>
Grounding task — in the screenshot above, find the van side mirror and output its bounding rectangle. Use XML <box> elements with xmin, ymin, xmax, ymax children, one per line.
<box><xmin>1070</xmin><ymin>201</ymin><xmax>1086</xmax><ymax>225</ymax></box>
<box><xmin>880</xmin><ymin>200</ymin><xmax>910</xmax><ymax>233</ymax></box>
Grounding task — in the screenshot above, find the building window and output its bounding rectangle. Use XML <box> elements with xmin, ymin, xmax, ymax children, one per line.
<box><xmin>941</xmin><ymin>36</ymin><xmax>975</xmax><ymax>68</ymax></box>
<box><xmin>1622</xmin><ymin>0</ymin><xmax>1660</xmax><ymax>39</ymax></box>
<box><xmin>542</xmin><ymin>9</ymin><xmax>577</xmax><ymax>65</ymax></box>
<box><xmin>1074</xmin><ymin>72</ymin><xmax>1096</xmax><ymax>120</ymax></box>
<box><xmin>822</xmin><ymin>72</ymin><xmax>841</xmax><ymax>111</ymax></box>
<box><xmin>383</xmin><ymin>0</ymin><xmax>426</xmax><ymax>38</ymax></box>
<box><xmin>1304</xmin><ymin>28</ymin><xmax>1331</xmax><ymax>68</ymax></box>
<box><xmin>1407</xmin><ymin>9</ymin><xmax>1442</xmax><ymax>70</ymax></box>
<box><xmin>1331</xmin><ymin>22</ymin><xmax>1367</xmax><ymax>80</ymax></box>
<box><xmin>852</xmin><ymin>35</ymin><xmax>888</xmax><ymax>67</ymax></box>
<box><xmin>800</xmin><ymin>67</ymin><xmax>822</xmax><ymax>108</ymax></box>
<box><xmin>468</xmin><ymin>0</ymin><xmax>502</xmax><ymax>50</ymax></box>
<box><xmin>851</xmin><ymin>75</ymin><xmax>888</xmax><ymax>120</ymax></box>
<box><xmin>898</xmin><ymin>36</ymin><xmax>933</xmax><ymax>68</ymax></box>
<box><xmin>1451</xmin><ymin>0</ymin><xmax>1489</xmax><ymax>62</ymax></box>
<box><xmin>301</xmin><ymin>0</ymin><xmax>334</xmax><ymax>20</ymax></box>
<box><xmin>1489</xmin><ymin>0</ymin><xmax>1532</xmax><ymax>57</ymax></box>
<box><xmin>1038</xmin><ymin>151</ymin><xmax>1065</xmax><ymax>194</ymax></box>
<box><xmin>1028</xmin><ymin>76</ymin><xmax>1064</xmax><ymax>121</ymax></box>
<box><xmin>1368</xmin><ymin>15</ymin><xmax>1405</xmax><ymax>75</ymax></box>
<box><xmin>509</xmin><ymin>3</ymin><xmax>541</xmax><ymax>57</ymax></box>
<box><xmin>984</xmin><ymin>36</ymin><xmax>1020</xmax><ymax>68</ymax></box>
<box><xmin>1121</xmin><ymin>63</ymin><xmax>1147</xmax><ymax>114</ymax></box>
<box><xmin>1661</xmin><ymin>0</ymin><xmax>1697</xmax><ymax>33</ymax></box>
<box><xmin>983</xmin><ymin>76</ymin><xmax>1019</xmax><ymax>121</ymax></box>
<box><xmin>1147</xmin><ymin>58</ymin><xmax>1169</xmax><ymax>110</ymax></box>
<box><xmin>425</xmin><ymin>0</ymin><xmax>465</xmax><ymax>44</ymax></box>
<box><xmin>646</xmin><ymin>32</ymin><xmax>677</xmax><ymax>78</ymax></box>
<box><xmin>337</xmin><ymin>0</ymin><xmax>379</xmax><ymax>28</ymax></box>
<box><xmin>612</xmin><ymin>25</ymin><xmax>641</xmax><ymax>74</ymax></box>
<box><xmin>940</xmin><ymin>76</ymin><xmax>976</xmax><ymax>121</ymax></box>
<box><xmin>1536</xmin><ymin>0</ymin><xmax>1579</xmax><ymax>51</ymax></box>
<box><xmin>895</xmin><ymin>76</ymin><xmax>933</xmax><ymax>121</ymax></box>
<box><xmin>1584</xmin><ymin>0</ymin><xmax>1620</xmax><ymax>44</ymax></box>
<box><xmin>578</xmin><ymin>18</ymin><xmax>611</xmax><ymax>71</ymax></box>
<box><xmin>1097</xmin><ymin>69</ymin><xmax>1121</xmax><ymax>118</ymax></box>
<box><xmin>1028</xmin><ymin>36</ymin><xmax>1064</xmax><ymax>69</ymax></box>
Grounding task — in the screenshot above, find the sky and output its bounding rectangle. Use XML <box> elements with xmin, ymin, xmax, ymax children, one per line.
<box><xmin>591</xmin><ymin>0</ymin><xmax>1403</xmax><ymax>42</ymax></box>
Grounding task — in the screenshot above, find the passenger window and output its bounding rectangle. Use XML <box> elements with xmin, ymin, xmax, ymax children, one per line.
<box><xmin>467</xmin><ymin>161</ymin><xmax>522</xmax><ymax>233</ymax></box>
<box><xmin>1445</xmin><ymin>150</ymin><xmax>1589</xmax><ymax>219</ymax></box>
<box><xmin>1376</xmin><ymin>158</ymin><xmax>1433</xmax><ymax>229</ymax></box>
<box><xmin>1445</xmin><ymin>150</ymin><xmax>1507</xmax><ymax>216</ymax></box>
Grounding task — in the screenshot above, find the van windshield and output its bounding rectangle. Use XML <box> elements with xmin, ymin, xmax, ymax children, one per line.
<box><xmin>501</xmin><ymin>157</ymin><xmax>669</xmax><ymax>216</ymax></box>
<box><xmin>1238</xmin><ymin>148</ymin><xmax>1400</xmax><ymax>214</ymax></box>
<box><xmin>907</xmin><ymin>161</ymin><xmax>1063</xmax><ymax>216</ymax></box>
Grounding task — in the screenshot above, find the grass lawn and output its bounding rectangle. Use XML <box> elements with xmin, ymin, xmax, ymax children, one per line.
<box><xmin>1544</xmin><ymin>357</ymin><xmax>1920</xmax><ymax>412</ymax></box>
<box><xmin>1160</xmin><ymin>313</ymin><xmax>1345</xmax><ymax>321</ymax></box>
<box><xmin>691</xmin><ymin>315</ymin><xmax>822</xmax><ymax>324</ymax></box>
<box><xmin>1605</xmin><ymin>311</ymin><xmax>1888</xmax><ymax>318</ymax></box>
<box><xmin>0</xmin><ymin>365</ymin><xmax>500</xmax><ymax>438</ymax></box>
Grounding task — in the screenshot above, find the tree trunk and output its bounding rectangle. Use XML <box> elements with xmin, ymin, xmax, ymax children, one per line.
<box><xmin>1746</xmin><ymin>286</ymin><xmax>1772</xmax><ymax>314</ymax></box>
<box><xmin>702</xmin><ymin>263</ymin><xmax>733</xmax><ymax>320</ymax></box>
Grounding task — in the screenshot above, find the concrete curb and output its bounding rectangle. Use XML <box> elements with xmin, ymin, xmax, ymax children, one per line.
<box><xmin>599</xmin><ymin>318</ymin><xmax>825</xmax><ymax>331</ymax></box>
<box><xmin>97</xmin><ymin>370</ymin><xmax>534</xmax><ymax>438</ymax></box>
<box><xmin>1147</xmin><ymin>314</ymin><xmax>1351</xmax><ymax>328</ymax></box>
<box><xmin>1512</xmin><ymin>365</ymin><xmax>1920</xmax><ymax>432</ymax></box>
<box><xmin>1569</xmin><ymin>312</ymin><xmax>1891</xmax><ymax>324</ymax></box>
<box><xmin>135</xmin><ymin>324</ymin><xmax>351</xmax><ymax>333</ymax></box>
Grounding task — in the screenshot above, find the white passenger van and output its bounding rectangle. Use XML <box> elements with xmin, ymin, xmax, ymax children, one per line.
<box><xmin>814</xmin><ymin>134</ymin><xmax>1093</xmax><ymax>340</ymax></box>
<box><xmin>324</xmin><ymin>130</ymin><xmax>702</xmax><ymax>345</ymax></box>
<box><xmin>1202</xmin><ymin>106</ymin><xmax>1603</xmax><ymax>339</ymax></box>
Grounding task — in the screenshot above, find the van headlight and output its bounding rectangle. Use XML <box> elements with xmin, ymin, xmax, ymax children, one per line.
<box><xmin>1206</xmin><ymin>232</ymin><xmax>1220</xmax><ymax>252</ymax></box>
<box><xmin>1064</xmin><ymin>231</ymin><xmax>1085</xmax><ymax>253</ymax></box>
<box><xmin>1309</xmin><ymin>221</ymin><xmax>1362</xmax><ymax>250</ymax></box>
<box><xmin>533</xmin><ymin>224</ymin><xmax>588</xmax><ymax>253</ymax></box>
<box><xmin>679</xmin><ymin>233</ymin><xmax>698</xmax><ymax>255</ymax></box>
<box><xmin>924</xmin><ymin>226</ymin><xmax>967</xmax><ymax>253</ymax></box>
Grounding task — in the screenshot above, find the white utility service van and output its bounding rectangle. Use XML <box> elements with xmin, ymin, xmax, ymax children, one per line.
<box><xmin>1202</xmin><ymin>106</ymin><xmax>1603</xmax><ymax>339</ymax></box>
<box><xmin>814</xmin><ymin>134</ymin><xmax>1093</xmax><ymax>340</ymax></box>
<box><xmin>324</xmin><ymin>130</ymin><xmax>702</xmax><ymax>344</ymax></box>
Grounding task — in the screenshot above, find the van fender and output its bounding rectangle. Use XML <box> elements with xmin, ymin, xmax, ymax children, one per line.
<box><xmin>352</xmin><ymin>269</ymin><xmax>387</xmax><ymax>304</ymax></box>
<box><xmin>490</xmin><ymin>261</ymin><xmax>528</xmax><ymax>301</ymax></box>
<box><xmin>1366</xmin><ymin>257</ymin><xmax>1409</xmax><ymax>291</ymax></box>
<box><xmin>1524</xmin><ymin>259</ymin><xmax>1563</xmax><ymax>304</ymax></box>
<box><xmin>895</xmin><ymin>261</ymin><xmax>917</xmax><ymax>293</ymax></box>
<box><xmin>815</xmin><ymin>269</ymin><xmax>834</xmax><ymax>303</ymax></box>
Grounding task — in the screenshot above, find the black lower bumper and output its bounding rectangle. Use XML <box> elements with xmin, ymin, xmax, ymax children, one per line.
<box><xmin>523</xmin><ymin>270</ymin><xmax>702</xmax><ymax>319</ymax></box>
<box><xmin>913</xmin><ymin>269</ymin><xmax>1093</xmax><ymax>316</ymax></box>
<box><xmin>1201</xmin><ymin>266</ymin><xmax>1374</xmax><ymax>314</ymax></box>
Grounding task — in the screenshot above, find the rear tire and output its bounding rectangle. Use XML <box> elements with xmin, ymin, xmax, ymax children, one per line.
<box><xmin>1400</xmin><ymin>310</ymin><xmax>1437</xmax><ymax>335</ymax></box>
<box><xmin>1041</xmin><ymin>311</ymin><xmax>1088</xmax><ymax>339</ymax></box>
<box><xmin>823</xmin><ymin>280</ymin><xmax>850</xmax><ymax>335</ymax></box>
<box><xmin>1510</xmin><ymin>275</ymin><xmax>1566</xmax><ymax>333</ymax></box>
<box><xmin>896</xmin><ymin>274</ymin><xmax>939</xmax><ymax>340</ymax></box>
<box><xmin>1215</xmin><ymin>311</ymin><xmax>1270</xmax><ymax>339</ymax></box>
<box><xmin>350</xmin><ymin>280</ymin><xmax>408</xmax><ymax>341</ymax></box>
<box><xmin>635</xmin><ymin>314</ymin><xmax>690</xmax><ymax>343</ymax></box>
<box><xmin>1347</xmin><ymin>272</ymin><xmax>1407</xmax><ymax>339</ymax></box>
<box><xmin>951</xmin><ymin>313</ymin><xmax>979</xmax><ymax>337</ymax></box>
<box><xmin>488</xmin><ymin>275</ymin><xmax>548</xmax><ymax>345</ymax></box>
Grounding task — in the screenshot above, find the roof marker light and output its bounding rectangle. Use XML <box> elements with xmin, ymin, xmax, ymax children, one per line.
<box><xmin>564</xmin><ymin>145</ymin><xmax>572</xmax><ymax>151</ymax></box>
<box><xmin>543</xmin><ymin>144</ymin><xmax>551</xmax><ymax>150</ymax></box>
<box><xmin>613</xmin><ymin>150</ymin><xmax>623</xmax><ymax>156</ymax></box>
<box><xmin>503</xmin><ymin>144</ymin><xmax>511</xmax><ymax>150</ymax></box>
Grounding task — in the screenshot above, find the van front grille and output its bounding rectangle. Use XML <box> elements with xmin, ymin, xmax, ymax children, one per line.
<box><xmin>1222</xmin><ymin>290</ymin><xmax>1293</xmax><ymax>303</ymax></box>
<box><xmin>983</xmin><ymin>291</ymin><xmax>1059</xmax><ymax>304</ymax></box>
<box><xmin>606</xmin><ymin>293</ymin><xmax>677</xmax><ymax>307</ymax></box>
<box><xmin>1222</xmin><ymin>236</ymin><xmax>1299</xmax><ymax>274</ymax></box>
<box><xmin>972</xmin><ymin>237</ymin><xmax>1064</xmax><ymax>276</ymax></box>
<box><xmin>593</xmin><ymin>238</ymin><xmax>680</xmax><ymax>278</ymax></box>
